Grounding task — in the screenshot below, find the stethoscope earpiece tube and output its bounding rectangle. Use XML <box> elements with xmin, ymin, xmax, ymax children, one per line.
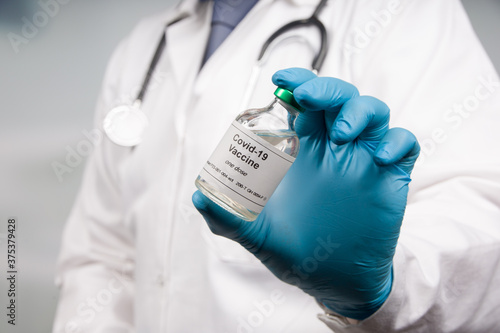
<box><xmin>257</xmin><ymin>0</ymin><xmax>329</xmax><ymax>73</ymax></box>
<box><xmin>136</xmin><ymin>33</ymin><xmax>167</xmax><ymax>103</ymax></box>
<box><xmin>136</xmin><ymin>13</ymin><xmax>189</xmax><ymax>103</ymax></box>
<box><xmin>311</xmin><ymin>16</ymin><xmax>328</xmax><ymax>73</ymax></box>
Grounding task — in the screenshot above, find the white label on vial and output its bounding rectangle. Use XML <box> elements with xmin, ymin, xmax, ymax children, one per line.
<box><xmin>199</xmin><ymin>121</ymin><xmax>296</xmax><ymax>213</ymax></box>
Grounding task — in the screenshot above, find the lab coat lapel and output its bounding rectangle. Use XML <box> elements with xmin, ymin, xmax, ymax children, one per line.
<box><xmin>165</xmin><ymin>2</ymin><xmax>211</xmax><ymax>89</ymax></box>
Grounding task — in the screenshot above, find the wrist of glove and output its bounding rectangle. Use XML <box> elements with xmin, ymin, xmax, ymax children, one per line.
<box><xmin>193</xmin><ymin>68</ymin><xmax>419</xmax><ymax>321</ymax></box>
<box><xmin>319</xmin><ymin>267</ymin><xmax>394</xmax><ymax>320</ymax></box>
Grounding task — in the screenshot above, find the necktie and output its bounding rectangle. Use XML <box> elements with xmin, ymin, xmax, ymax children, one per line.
<box><xmin>202</xmin><ymin>0</ymin><xmax>258</xmax><ymax>65</ymax></box>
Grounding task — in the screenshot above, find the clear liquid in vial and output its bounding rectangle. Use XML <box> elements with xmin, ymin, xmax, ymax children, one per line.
<box><xmin>195</xmin><ymin>129</ymin><xmax>299</xmax><ymax>221</ymax></box>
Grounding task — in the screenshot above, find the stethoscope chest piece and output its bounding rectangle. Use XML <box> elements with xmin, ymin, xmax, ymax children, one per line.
<box><xmin>103</xmin><ymin>104</ymin><xmax>149</xmax><ymax>147</ymax></box>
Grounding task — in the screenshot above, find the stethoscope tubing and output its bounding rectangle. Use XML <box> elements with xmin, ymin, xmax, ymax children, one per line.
<box><xmin>135</xmin><ymin>13</ymin><xmax>190</xmax><ymax>104</ymax></box>
<box><xmin>104</xmin><ymin>0</ymin><xmax>329</xmax><ymax>147</ymax></box>
<box><xmin>257</xmin><ymin>0</ymin><xmax>328</xmax><ymax>73</ymax></box>
<box><xmin>138</xmin><ymin>0</ymin><xmax>328</xmax><ymax>105</ymax></box>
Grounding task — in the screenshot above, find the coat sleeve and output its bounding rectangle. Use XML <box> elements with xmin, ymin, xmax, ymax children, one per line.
<box><xmin>320</xmin><ymin>0</ymin><xmax>500</xmax><ymax>331</ymax></box>
<box><xmin>52</xmin><ymin>35</ymin><xmax>138</xmax><ymax>333</ymax></box>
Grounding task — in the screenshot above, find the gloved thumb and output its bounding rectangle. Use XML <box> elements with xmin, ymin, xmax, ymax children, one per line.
<box><xmin>192</xmin><ymin>191</ymin><xmax>248</xmax><ymax>240</ymax></box>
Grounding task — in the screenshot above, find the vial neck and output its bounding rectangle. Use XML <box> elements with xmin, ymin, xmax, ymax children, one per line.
<box><xmin>276</xmin><ymin>98</ymin><xmax>300</xmax><ymax>116</ymax></box>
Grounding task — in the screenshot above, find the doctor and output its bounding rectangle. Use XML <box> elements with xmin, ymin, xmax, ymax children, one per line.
<box><xmin>54</xmin><ymin>0</ymin><xmax>500</xmax><ymax>332</ymax></box>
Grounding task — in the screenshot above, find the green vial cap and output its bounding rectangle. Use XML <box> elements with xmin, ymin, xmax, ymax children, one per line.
<box><xmin>274</xmin><ymin>87</ymin><xmax>305</xmax><ymax>112</ymax></box>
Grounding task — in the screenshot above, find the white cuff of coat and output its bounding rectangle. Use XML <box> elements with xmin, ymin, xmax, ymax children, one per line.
<box><xmin>317</xmin><ymin>247</ymin><xmax>406</xmax><ymax>332</ymax></box>
<box><xmin>317</xmin><ymin>302</ymin><xmax>360</xmax><ymax>326</ymax></box>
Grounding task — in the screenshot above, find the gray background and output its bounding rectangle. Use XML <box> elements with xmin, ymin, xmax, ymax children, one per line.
<box><xmin>0</xmin><ymin>0</ymin><xmax>498</xmax><ymax>332</ymax></box>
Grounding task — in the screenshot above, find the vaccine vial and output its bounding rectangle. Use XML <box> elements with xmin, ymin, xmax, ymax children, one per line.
<box><xmin>195</xmin><ymin>87</ymin><xmax>304</xmax><ymax>221</ymax></box>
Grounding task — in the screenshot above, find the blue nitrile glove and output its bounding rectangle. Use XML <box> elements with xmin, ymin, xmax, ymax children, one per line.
<box><xmin>192</xmin><ymin>68</ymin><xmax>420</xmax><ymax>320</ymax></box>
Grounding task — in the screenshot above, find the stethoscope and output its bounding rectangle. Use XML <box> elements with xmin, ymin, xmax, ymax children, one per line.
<box><xmin>103</xmin><ymin>0</ymin><xmax>329</xmax><ymax>147</ymax></box>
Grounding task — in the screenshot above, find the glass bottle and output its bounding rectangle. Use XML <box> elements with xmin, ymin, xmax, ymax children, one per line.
<box><xmin>195</xmin><ymin>87</ymin><xmax>304</xmax><ymax>221</ymax></box>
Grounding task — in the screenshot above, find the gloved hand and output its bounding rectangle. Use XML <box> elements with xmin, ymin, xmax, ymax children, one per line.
<box><xmin>192</xmin><ymin>68</ymin><xmax>420</xmax><ymax>320</ymax></box>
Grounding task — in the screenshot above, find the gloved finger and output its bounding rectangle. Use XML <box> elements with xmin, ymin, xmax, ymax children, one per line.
<box><xmin>330</xmin><ymin>96</ymin><xmax>390</xmax><ymax>145</ymax></box>
<box><xmin>272</xmin><ymin>67</ymin><xmax>317</xmax><ymax>91</ymax></box>
<box><xmin>373</xmin><ymin>127</ymin><xmax>420</xmax><ymax>175</ymax></box>
<box><xmin>293</xmin><ymin>77</ymin><xmax>360</xmax><ymax>112</ymax></box>
<box><xmin>192</xmin><ymin>191</ymin><xmax>247</xmax><ymax>240</ymax></box>
<box><xmin>290</xmin><ymin>77</ymin><xmax>359</xmax><ymax>139</ymax></box>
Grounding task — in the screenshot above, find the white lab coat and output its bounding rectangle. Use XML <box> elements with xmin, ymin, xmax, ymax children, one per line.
<box><xmin>53</xmin><ymin>0</ymin><xmax>500</xmax><ymax>332</ymax></box>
